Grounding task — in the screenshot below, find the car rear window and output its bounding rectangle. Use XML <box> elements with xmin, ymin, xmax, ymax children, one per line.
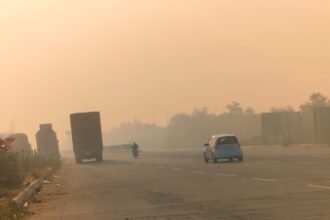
<box><xmin>217</xmin><ymin>136</ymin><xmax>239</xmax><ymax>145</ymax></box>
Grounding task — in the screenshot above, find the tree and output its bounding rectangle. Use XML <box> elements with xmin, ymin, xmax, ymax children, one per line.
<box><xmin>225</xmin><ymin>101</ymin><xmax>244</xmax><ymax>115</ymax></box>
<box><xmin>104</xmin><ymin>121</ymin><xmax>166</xmax><ymax>149</ymax></box>
<box><xmin>0</xmin><ymin>137</ymin><xmax>15</xmax><ymax>152</ymax></box>
<box><xmin>244</xmin><ymin>107</ymin><xmax>256</xmax><ymax>115</ymax></box>
<box><xmin>192</xmin><ymin>107</ymin><xmax>208</xmax><ymax>117</ymax></box>
<box><xmin>300</xmin><ymin>92</ymin><xmax>329</xmax><ymax>111</ymax></box>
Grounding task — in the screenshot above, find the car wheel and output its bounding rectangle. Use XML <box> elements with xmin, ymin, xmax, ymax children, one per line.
<box><xmin>238</xmin><ymin>156</ymin><xmax>243</xmax><ymax>162</ymax></box>
<box><xmin>229</xmin><ymin>158</ymin><xmax>233</xmax><ymax>162</ymax></box>
<box><xmin>212</xmin><ymin>153</ymin><xmax>217</xmax><ymax>163</ymax></box>
<box><xmin>203</xmin><ymin>153</ymin><xmax>208</xmax><ymax>163</ymax></box>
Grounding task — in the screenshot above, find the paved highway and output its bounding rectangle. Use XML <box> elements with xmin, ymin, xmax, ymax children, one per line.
<box><xmin>28</xmin><ymin>146</ymin><xmax>330</xmax><ymax>220</ymax></box>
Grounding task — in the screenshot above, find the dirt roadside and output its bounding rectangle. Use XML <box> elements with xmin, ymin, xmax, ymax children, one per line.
<box><xmin>0</xmin><ymin>164</ymin><xmax>65</xmax><ymax>220</ymax></box>
<box><xmin>23</xmin><ymin>161</ymin><xmax>73</xmax><ymax>219</ymax></box>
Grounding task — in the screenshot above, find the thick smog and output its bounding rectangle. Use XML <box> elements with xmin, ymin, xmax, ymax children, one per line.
<box><xmin>1</xmin><ymin>1</ymin><xmax>330</xmax><ymax>220</ymax></box>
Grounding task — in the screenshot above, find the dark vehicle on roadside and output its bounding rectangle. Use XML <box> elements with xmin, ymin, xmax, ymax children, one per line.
<box><xmin>10</xmin><ymin>133</ymin><xmax>32</xmax><ymax>153</ymax></box>
<box><xmin>36</xmin><ymin>124</ymin><xmax>60</xmax><ymax>159</ymax></box>
<box><xmin>70</xmin><ymin>112</ymin><xmax>104</xmax><ymax>163</ymax></box>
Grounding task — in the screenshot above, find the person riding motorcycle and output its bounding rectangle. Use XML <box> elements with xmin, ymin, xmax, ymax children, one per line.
<box><xmin>131</xmin><ymin>142</ymin><xmax>139</xmax><ymax>158</ymax></box>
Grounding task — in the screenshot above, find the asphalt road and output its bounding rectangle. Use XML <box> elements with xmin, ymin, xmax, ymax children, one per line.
<box><xmin>28</xmin><ymin>146</ymin><xmax>330</xmax><ymax>220</ymax></box>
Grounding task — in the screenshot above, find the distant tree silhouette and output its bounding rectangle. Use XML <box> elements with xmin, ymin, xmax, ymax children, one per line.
<box><xmin>225</xmin><ymin>101</ymin><xmax>244</xmax><ymax>115</ymax></box>
<box><xmin>104</xmin><ymin>103</ymin><xmax>262</xmax><ymax>149</ymax></box>
<box><xmin>104</xmin><ymin>120</ymin><xmax>165</xmax><ymax>149</ymax></box>
<box><xmin>300</xmin><ymin>92</ymin><xmax>329</xmax><ymax>111</ymax></box>
<box><xmin>165</xmin><ymin>104</ymin><xmax>260</xmax><ymax>148</ymax></box>
<box><xmin>245</xmin><ymin>107</ymin><xmax>256</xmax><ymax>115</ymax></box>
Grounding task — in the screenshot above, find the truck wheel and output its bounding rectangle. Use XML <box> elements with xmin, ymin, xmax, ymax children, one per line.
<box><xmin>96</xmin><ymin>154</ymin><xmax>103</xmax><ymax>162</ymax></box>
<box><xmin>75</xmin><ymin>156</ymin><xmax>82</xmax><ymax>164</ymax></box>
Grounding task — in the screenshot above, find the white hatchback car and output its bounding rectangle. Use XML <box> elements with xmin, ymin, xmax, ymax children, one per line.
<box><xmin>203</xmin><ymin>134</ymin><xmax>243</xmax><ymax>163</ymax></box>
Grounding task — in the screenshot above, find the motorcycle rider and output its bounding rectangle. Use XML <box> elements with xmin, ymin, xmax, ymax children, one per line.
<box><xmin>131</xmin><ymin>142</ymin><xmax>139</xmax><ymax>158</ymax></box>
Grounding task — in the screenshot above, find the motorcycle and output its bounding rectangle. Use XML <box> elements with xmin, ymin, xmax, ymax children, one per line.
<box><xmin>131</xmin><ymin>142</ymin><xmax>139</xmax><ymax>159</ymax></box>
<box><xmin>132</xmin><ymin>149</ymin><xmax>139</xmax><ymax>159</ymax></box>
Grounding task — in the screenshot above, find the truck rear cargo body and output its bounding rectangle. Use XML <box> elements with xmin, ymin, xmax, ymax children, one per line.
<box><xmin>70</xmin><ymin>112</ymin><xmax>104</xmax><ymax>163</ymax></box>
<box><xmin>36</xmin><ymin>124</ymin><xmax>60</xmax><ymax>159</ymax></box>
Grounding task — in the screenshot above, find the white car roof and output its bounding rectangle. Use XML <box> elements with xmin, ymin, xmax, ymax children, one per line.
<box><xmin>211</xmin><ymin>134</ymin><xmax>236</xmax><ymax>139</ymax></box>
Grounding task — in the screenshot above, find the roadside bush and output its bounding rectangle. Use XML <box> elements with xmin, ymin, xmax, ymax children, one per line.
<box><xmin>0</xmin><ymin>152</ymin><xmax>25</xmax><ymax>189</ymax></box>
<box><xmin>0</xmin><ymin>150</ymin><xmax>61</xmax><ymax>189</ymax></box>
<box><xmin>29</xmin><ymin>155</ymin><xmax>61</xmax><ymax>179</ymax></box>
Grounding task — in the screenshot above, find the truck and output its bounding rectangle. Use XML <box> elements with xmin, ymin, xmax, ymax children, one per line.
<box><xmin>36</xmin><ymin>124</ymin><xmax>60</xmax><ymax>159</ymax></box>
<box><xmin>70</xmin><ymin>112</ymin><xmax>104</xmax><ymax>163</ymax></box>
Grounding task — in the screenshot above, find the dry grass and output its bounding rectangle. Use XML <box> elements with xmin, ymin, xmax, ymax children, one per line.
<box><xmin>0</xmin><ymin>200</ymin><xmax>17</xmax><ymax>220</ymax></box>
<box><xmin>0</xmin><ymin>152</ymin><xmax>61</xmax><ymax>219</ymax></box>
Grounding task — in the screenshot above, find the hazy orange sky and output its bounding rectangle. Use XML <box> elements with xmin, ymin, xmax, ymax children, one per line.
<box><xmin>0</xmin><ymin>0</ymin><xmax>329</xmax><ymax>148</ymax></box>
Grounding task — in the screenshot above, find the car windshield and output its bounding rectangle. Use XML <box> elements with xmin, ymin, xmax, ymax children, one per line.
<box><xmin>217</xmin><ymin>136</ymin><xmax>239</xmax><ymax>145</ymax></box>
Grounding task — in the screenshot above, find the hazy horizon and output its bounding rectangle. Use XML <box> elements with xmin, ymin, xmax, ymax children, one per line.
<box><xmin>1</xmin><ymin>0</ymin><xmax>329</xmax><ymax>148</ymax></box>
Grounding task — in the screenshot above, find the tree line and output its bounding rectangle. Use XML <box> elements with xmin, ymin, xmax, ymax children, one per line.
<box><xmin>104</xmin><ymin>93</ymin><xmax>330</xmax><ymax>149</ymax></box>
